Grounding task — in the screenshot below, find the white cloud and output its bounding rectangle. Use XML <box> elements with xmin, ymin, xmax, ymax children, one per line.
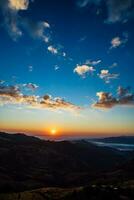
<box><xmin>110</xmin><ymin>37</ymin><xmax>122</xmax><ymax>48</ymax></box>
<box><xmin>22</xmin><ymin>83</ymin><xmax>39</xmax><ymax>91</ymax></box>
<box><xmin>8</xmin><ymin>0</ymin><xmax>29</xmax><ymax>11</ymax></box>
<box><xmin>74</xmin><ymin>65</ymin><xmax>95</xmax><ymax>77</ymax></box>
<box><xmin>85</xmin><ymin>59</ymin><xmax>101</xmax><ymax>65</ymax></box>
<box><xmin>48</xmin><ymin>46</ymin><xmax>58</xmax><ymax>54</ymax></box>
<box><xmin>43</xmin><ymin>21</ymin><xmax>50</xmax><ymax>28</ymax></box>
<box><xmin>98</xmin><ymin>69</ymin><xmax>119</xmax><ymax>83</ymax></box>
<box><xmin>63</xmin><ymin>52</ymin><xmax>66</xmax><ymax>57</ymax></box>
<box><xmin>110</xmin><ymin>35</ymin><xmax>128</xmax><ymax>49</ymax></box>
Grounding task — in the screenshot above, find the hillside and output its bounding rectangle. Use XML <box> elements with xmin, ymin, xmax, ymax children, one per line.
<box><xmin>0</xmin><ymin>132</ymin><xmax>131</xmax><ymax>192</ymax></box>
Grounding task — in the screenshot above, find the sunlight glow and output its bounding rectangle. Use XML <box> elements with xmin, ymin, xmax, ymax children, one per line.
<box><xmin>50</xmin><ymin>128</ymin><xmax>57</xmax><ymax>135</ymax></box>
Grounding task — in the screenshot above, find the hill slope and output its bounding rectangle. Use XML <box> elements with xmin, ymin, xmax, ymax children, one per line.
<box><xmin>0</xmin><ymin>132</ymin><xmax>129</xmax><ymax>192</ymax></box>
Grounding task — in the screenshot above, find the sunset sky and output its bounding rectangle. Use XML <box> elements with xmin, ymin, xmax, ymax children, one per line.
<box><xmin>0</xmin><ymin>0</ymin><xmax>134</xmax><ymax>138</ymax></box>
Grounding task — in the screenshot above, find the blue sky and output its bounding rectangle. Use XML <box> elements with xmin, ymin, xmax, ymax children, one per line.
<box><xmin>0</xmin><ymin>0</ymin><xmax>134</xmax><ymax>137</ymax></box>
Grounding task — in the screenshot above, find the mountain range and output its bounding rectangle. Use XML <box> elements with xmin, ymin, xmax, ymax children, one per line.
<box><xmin>0</xmin><ymin>132</ymin><xmax>134</xmax><ymax>199</ymax></box>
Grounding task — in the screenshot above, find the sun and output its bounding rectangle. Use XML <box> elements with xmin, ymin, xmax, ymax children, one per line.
<box><xmin>50</xmin><ymin>128</ymin><xmax>57</xmax><ymax>135</ymax></box>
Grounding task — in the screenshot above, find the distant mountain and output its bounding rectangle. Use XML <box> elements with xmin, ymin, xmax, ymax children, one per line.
<box><xmin>0</xmin><ymin>132</ymin><xmax>131</xmax><ymax>192</ymax></box>
<box><xmin>90</xmin><ymin>136</ymin><xmax>134</xmax><ymax>144</ymax></box>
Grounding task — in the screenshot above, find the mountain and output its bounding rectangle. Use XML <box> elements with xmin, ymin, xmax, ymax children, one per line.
<box><xmin>90</xmin><ymin>136</ymin><xmax>134</xmax><ymax>144</ymax></box>
<box><xmin>0</xmin><ymin>132</ymin><xmax>131</xmax><ymax>193</ymax></box>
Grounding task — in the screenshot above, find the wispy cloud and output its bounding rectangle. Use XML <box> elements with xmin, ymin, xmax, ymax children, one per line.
<box><xmin>106</xmin><ymin>0</ymin><xmax>134</xmax><ymax>23</ymax></box>
<box><xmin>79</xmin><ymin>36</ymin><xmax>87</xmax><ymax>42</ymax></box>
<box><xmin>110</xmin><ymin>36</ymin><xmax>128</xmax><ymax>50</ymax></box>
<box><xmin>22</xmin><ymin>19</ymin><xmax>50</xmax><ymax>43</ymax></box>
<box><xmin>28</xmin><ymin>65</ymin><xmax>33</xmax><ymax>72</ymax></box>
<box><xmin>54</xmin><ymin>65</ymin><xmax>60</xmax><ymax>70</ymax></box>
<box><xmin>98</xmin><ymin>69</ymin><xmax>119</xmax><ymax>83</ymax></box>
<box><xmin>76</xmin><ymin>0</ymin><xmax>134</xmax><ymax>23</ymax></box>
<box><xmin>22</xmin><ymin>83</ymin><xmax>39</xmax><ymax>91</ymax></box>
<box><xmin>0</xmin><ymin>0</ymin><xmax>29</xmax><ymax>40</ymax></box>
<box><xmin>109</xmin><ymin>62</ymin><xmax>118</xmax><ymax>68</ymax></box>
<box><xmin>74</xmin><ymin>64</ymin><xmax>95</xmax><ymax>77</ymax></box>
<box><xmin>85</xmin><ymin>59</ymin><xmax>101</xmax><ymax>65</ymax></box>
<box><xmin>0</xmin><ymin>0</ymin><xmax>67</xmax><ymax>60</ymax></box>
<box><xmin>77</xmin><ymin>0</ymin><xmax>101</xmax><ymax>8</ymax></box>
<box><xmin>0</xmin><ymin>80</ymin><xmax>5</xmax><ymax>84</ymax></box>
<box><xmin>110</xmin><ymin>37</ymin><xmax>122</xmax><ymax>48</ymax></box>
<box><xmin>0</xmin><ymin>0</ymin><xmax>51</xmax><ymax>43</ymax></box>
<box><xmin>93</xmin><ymin>86</ymin><xmax>134</xmax><ymax>109</ymax></box>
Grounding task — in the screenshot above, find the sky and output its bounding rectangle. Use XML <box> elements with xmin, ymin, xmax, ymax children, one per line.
<box><xmin>0</xmin><ymin>0</ymin><xmax>134</xmax><ymax>138</ymax></box>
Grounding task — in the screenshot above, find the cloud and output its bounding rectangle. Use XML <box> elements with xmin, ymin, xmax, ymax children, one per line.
<box><xmin>0</xmin><ymin>0</ymin><xmax>30</xmax><ymax>40</ymax></box>
<box><xmin>22</xmin><ymin>19</ymin><xmax>50</xmax><ymax>43</ymax></box>
<box><xmin>47</xmin><ymin>45</ymin><xmax>66</xmax><ymax>57</ymax></box>
<box><xmin>110</xmin><ymin>34</ymin><xmax>128</xmax><ymax>49</ymax></box>
<box><xmin>8</xmin><ymin>0</ymin><xmax>29</xmax><ymax>11</ymax></box>
<box><xmin>63</xmin><ymin>52</ymin><xmax>66</xmax><ymax>57</ymax></box>
<box><xmin>22</xmin><ymin>83</ymin><xmax>39</xmax><ymax>91</ymax></box>
<box><xmin>93</xmin><ymin>86</ymin><xmax>134</xmax><ymax>109</ymax></box>
<box><xmin>0</xmin><ymin>0</ymin><xmax>51</xmax><ymax>42</ymax></box>
<box><xmin>40</xmin><ymin>96</ymin><xmax>80</xmax><ymax>111</ymax></box>
<box><xmin>93</xmin><ymin>91</ymin><xmax>118</xmax><ymax>108</ymax></box>
<box><xmin>76</xmin><ymin>0</ymin><xmax>134</xmax><ymax>23</ymax></box>
<box><xmin>0</xmin><ymin>80</ymin><xmax>5</xmax><ymax>84</ymax></box>
<box><xmin>0</xmin><ymin>85</ymin><xmax>21</xmax><ymax>98</ymax></box>
<box><xmin>79</xmin><ymin>36</ymin><xmax>87</xmax><ymax>42</ymax></box>
<box><xmin>85</xmin><ymin>59</ymin><xmax>101</xmax><ymax>65</ymax></box>
<box><xmin>109</xmin><ymin>62</ymin><xmax>118</xmax><ymax>68</ymax></box>
<box><xmin>117</xmin><ymin>86</ymin><xmax>131</xmax><ymax>97</ymax></box>
<box><xmin>77</xmin><ymin>0</ymin><xmax>101</xmax><ymax>8</ymax></box>
<box><xmin>0</xmin><ymin>1</ymin><xmax>65</xmax><ymax>58</ymax></box>
<box><xmin>98</xmin><ymin>69</ymin><xmax>119</xmax><ymax>83</ymax></box>
<box><xmin>0</xmin><ymin>84</ymin><xmax>80</xmax><ymax>111</ymax></box>
<box><xmin>0</xmin><ymin>86</ymin><xmax>39</xmax><ymax>106</ymax></box>
<box><xmin>28</xmin><ymin>65</ymin><xmax>33</xmax><ymax>72</ymax></box>
<box><xmin>110</xmin><ymin>37</ymin><xmax>122</xmax><ymax>48</ymax></box>
<box><xmin>106</xmin><ymin>0</ymin><xmax>134</xmax><ymax>23</ymax></box>
<box><xmin>48</xmin><ymin>46</ymin><xmax>58</xmax><ymax>54</ymax></box>
<box><xmin>54</xmin><ymin>65</ymin><xmax>60</xmax><ymax>70</ymax></box>
<box><xmin>43</xmin><ymin>21</ymin><xmax>50</xmax><ymax>28</ymax></box>
<box><xmin>74</xmin><ymin>65</ymin><xmax>95</xmax><ymax>77</ymax></box>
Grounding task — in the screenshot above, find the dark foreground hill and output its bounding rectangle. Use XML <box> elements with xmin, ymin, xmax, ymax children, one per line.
<box><xmin>0</xmin><ymin>132</ymin><xmax>134</xmax><ymax>199</ymax></box>
<box><xmin>0</xmin><ymin>185</ymin><xmax>134</xmax><ymax>200</ymax></box>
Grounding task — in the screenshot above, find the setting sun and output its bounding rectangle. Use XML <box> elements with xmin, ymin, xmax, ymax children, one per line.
<box><xmin>50</xmin><ymin>129</ymin><xmax>57</xmax><ymax>135</ymax></box>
